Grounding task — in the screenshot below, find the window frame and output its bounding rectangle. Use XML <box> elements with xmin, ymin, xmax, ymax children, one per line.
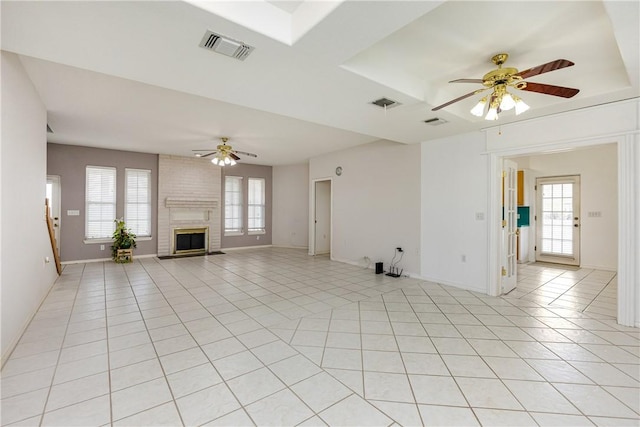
<box><xmin>125</xmin><ymin>168</ymin><xmax>152</xmax><ymax>237</ymax></box>
<box><xmin>224</xmin><ymin>175</ymin><xmax>244</xmax><ymax>236</ymax></box>
<box><xmin>247</xmin><ymin>177</ymin><xmax>266</xmax><ymax>234</ymax></box>
<box><xmin>85</xmin><ymin>165</ymin><xmax>117</xmax><ymax>240</ymax></box>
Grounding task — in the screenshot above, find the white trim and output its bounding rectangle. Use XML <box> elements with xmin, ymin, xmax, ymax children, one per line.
<box><xmin>221</xmin><ymin>244</ymin><xmax>273</xmax><ymax>251</ymax></box>
<box><xmin>223</xmin><ymin>231</ymin><xmax>244</xmax><ymax>237</ymax></box>
<box><xmin>487</xmin><ymin>154</ymin><xmax>502</xmax><ymax>296</ymax></box>
<box><xmin>487</xmin><ymin>136</ymin><xmax>637</xmax><ymax>326</ymax></box>
<box><xmin>309</xmin><ymin>177</ymin><xmax>333</xmax><ymax>257</ymax></box>
<box><xmin>248</xmin><ymin>230</ymin><xmax>266</xmax><ymax>235</ymax></box>
<box><xmin>617</xmin><ymin>137</ymin><xmax>638</xmax><ymax>326</ymax></box>
<box><xmin>61</xmin><ymin>253</ymin><xmax>158</xmax><ymax>264</ymax></box>
<box><xmin>125</xmin><ymin>168</ymin><xmax>152</xmax><ymax>236</ymax></box>
<box><xmin>271</xmin><ymin>245</ymin><xmax>309</xmax><ymax>250</ymax></box>
<box><xmin>84</xmin><ymin>236</ymin><xmax>152</xmax><ymax>244</ymax></box>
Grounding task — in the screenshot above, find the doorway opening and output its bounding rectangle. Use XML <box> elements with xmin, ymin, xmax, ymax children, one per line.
<box><xmin>311</xmin><ymin>179</ymin><xmax>331</xmax><ymax>256</ymax></box>
<box><xmin>493</xmin><ymin>143</ymin><xmax>622</xmax><ymax>321</ymax></box>
<box><xmin>46</xmin><ymin>175</ymin><xmax>61</xmax><ymax>255</ymax></box>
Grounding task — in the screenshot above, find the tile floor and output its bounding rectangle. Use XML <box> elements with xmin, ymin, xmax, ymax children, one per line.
<box><xmin>510</xmin><ymin>263</ymin><xmax>618</xmax><ymax>318</ymax></box>
<box><xmin>1</xmin><ymin>248</ymin><xmax>638</xmax><ymax>426</ymax></box>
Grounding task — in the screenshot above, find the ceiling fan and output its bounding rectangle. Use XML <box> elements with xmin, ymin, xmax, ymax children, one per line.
<box><xmin>432</xmin><ymin>53</ymin><xmax>580</xmax><ymax>120</ymax></box>
<box><xmin>192</xmin><ymin>137</ymin><xmax>257</xmax><ymax>166</ymax></box>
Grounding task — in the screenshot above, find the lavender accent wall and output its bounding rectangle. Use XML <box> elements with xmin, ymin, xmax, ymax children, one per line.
<box><xmin>221</xmin><ymin>163</ymin><xmax>272</xmax><ymax>249</ymax></box>
<box><xmin>47</xmin><ymin>143</ymin><xmax>158</xmax><ymax>262</ymax></box>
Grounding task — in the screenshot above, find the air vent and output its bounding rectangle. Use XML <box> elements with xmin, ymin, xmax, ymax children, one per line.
<box><xmin>371</xmin><ymin>97</ymin><xmax>401</xmax><ymax>109</ymax></box>
<box><xmin>199</xmin><ymin>30</ymin><xmax>254</xmax><ymax>61</ymax></box>
<box><xmin>424</xmin><ymin>117</ymin><xmax>448</xmax><ymax>126</ymax></box>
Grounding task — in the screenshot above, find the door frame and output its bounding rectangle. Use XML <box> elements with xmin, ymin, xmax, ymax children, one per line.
<box><xmin>46</xmin><ymin>175</ymin><xmax>62</xmax><ymax>254</ymax></box>
<box><xmin>487</xmin><ymin>137</ymin><xmax>637</xmax><ymax>327</ymax></box>
<box><xmin>501</xmin><ymin>159</ymin><xmax>518</xmax><ymax>294</ymax></box>
<box><xmin>309</xmin><ymin>177</ymin><xmax>333</xmax><ymax>257</ymax></box>
<box><xmin>535</xmin><ymin>175</ymin><xmax>581</xmax><ymax>266</ymax></box>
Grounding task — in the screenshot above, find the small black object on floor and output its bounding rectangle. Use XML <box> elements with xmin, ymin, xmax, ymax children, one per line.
<box><xmin>158</xmin><ymin>251</ymin><xmax>225</xmax><ymax>260</ymax></box>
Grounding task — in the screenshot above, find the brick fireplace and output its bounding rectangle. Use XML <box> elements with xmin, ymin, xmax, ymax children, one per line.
<box><xmin>158</xmin><ymin>155</ymin><xmax>221</xmax><ymax>256</ymax></box>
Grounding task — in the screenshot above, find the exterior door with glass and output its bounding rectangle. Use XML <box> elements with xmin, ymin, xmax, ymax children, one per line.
<box><xmin>536</xmin><ymin>176</ymin><xmax>581</xmax><ymax>266</ymax></box>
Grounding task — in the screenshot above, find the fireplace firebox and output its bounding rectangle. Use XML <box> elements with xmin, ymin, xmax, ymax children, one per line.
<box><xmin>173</xmin><ymin>227</ymin><xmax>208</xmax><ymax>255</ymax></box>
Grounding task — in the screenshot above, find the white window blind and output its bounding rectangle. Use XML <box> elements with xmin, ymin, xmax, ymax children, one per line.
<box><xmin>225</xmin><ymin>176</ymin><xmax>243</xmax><ymax>234</ymax></box>
<box><xmin>125</xmin><ymin>168</ymin><xmax>151</xmax><ymax>236</ymax></box>
<box><xmin>248</xmin><ymin>178</ymin><xmax>265</xmax><ymax>232</ymax></box>
<box><xmin>85</xmin><ymin>166</ymin><xmax>116</xmax><ymax>239</ymax></box>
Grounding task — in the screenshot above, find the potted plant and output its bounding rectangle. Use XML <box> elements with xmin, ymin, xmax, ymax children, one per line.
<box><xmin>112</xmin><ymin>218</ymin><xmax>137</xmax><ymax>262</ymax></box>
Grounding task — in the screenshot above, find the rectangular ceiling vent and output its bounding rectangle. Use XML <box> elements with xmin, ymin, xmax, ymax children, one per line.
<box><xmin>199</xmin><ymin>30</ymin><xmax>254</xmax><ymax>61</ymax></box>
<box><xmin>424</xmin><ymin>117</ymin><xmax>448</xmax><ymax>126</ymax></box>
<box><xmin>371</xmin><ymin>97</ymin><xmax>401</xmax><ymax>109</ymax></box>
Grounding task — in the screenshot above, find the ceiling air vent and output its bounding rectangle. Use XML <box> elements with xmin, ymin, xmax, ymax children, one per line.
<box><xmin>424</xmin><ymin>117</ymin><xmax>448</xmax><ymax>126</ymax></box>
<box><xmin>199</xmin><ymin>30</ymin><xmax>254</xmax><ymax>61</ymax></box>
<box><xmin>371</xmin><ymin>97</ymin><xmax>401</xmax><ymax>109</ymax></box>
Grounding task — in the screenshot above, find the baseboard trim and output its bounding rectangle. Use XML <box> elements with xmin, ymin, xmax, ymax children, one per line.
<box><xmin>271</xmin><ymin>245</ymin><xmax>309</xmax><ymax>250</ymax></box>
<box><xmin>62</xmin><ymin>253</ymin><xmax>158</xmax><ymax>265</ymax></box>
<box><xmin>221</xmin><ymin>245</ymin><xmax>273</xmax><ymax>251</ymax></box>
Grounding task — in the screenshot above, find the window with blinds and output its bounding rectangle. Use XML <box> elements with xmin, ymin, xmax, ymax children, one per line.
<box><xmin>225</xmin><ymin>176</ymin><xmax>243</xmax><ymax>234</ymax></box>
<box><xmin>248</xmin><ymin>178</ymin><xmax>265</xmax><ymax>233</ymax></box>
<box><xmin>85</xmin><ymin>166</ymin><xmax>116</xmax><ymax>239</ymax></box>
<box><xmin>125</xmin><ymin>168</ymin><xmax>152</xmax><ymax>237</ymax></box>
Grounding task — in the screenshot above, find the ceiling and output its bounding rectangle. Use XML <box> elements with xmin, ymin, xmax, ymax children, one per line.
<box><xmin>2</xmin><ymin>1</ymin><xmax>638</xmax><ymax>166</ymax></box>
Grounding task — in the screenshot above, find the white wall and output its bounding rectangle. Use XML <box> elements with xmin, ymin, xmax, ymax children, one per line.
<box><xmin>1</xmin><ymin>52</ymin><xmax>58</xmax><ymax>362</ymax></box>
<box><xmin>272</xmin><ymin>163</ymin><xmax>309</xmax><ymax>248</ymax></box>
<box><xmin>309</xmin><ymin>140</ymin><xmax>421</xmax><ymax>276</ymax></box>
<box><xmin>420</xmin><ymin>133</ymin><xmax>489</xmax><ymax>292</ymax></box>
<box><xmin>513</xmin><ymin>144</ymin><xmax>618</xmax><ymax>270</ymax></box>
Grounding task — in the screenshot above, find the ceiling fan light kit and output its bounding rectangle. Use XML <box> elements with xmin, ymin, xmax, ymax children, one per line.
<box><xmin>192</xmin><ymin>137</ymin><xmax>257</xmax><ymax>167</ymax></box>
<box><xmin>433</xmin><ymin>53</ymin><xmax>578</xmax><ymax>121</ymax></box>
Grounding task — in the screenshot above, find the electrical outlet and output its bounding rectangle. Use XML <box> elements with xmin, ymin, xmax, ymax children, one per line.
<box><xmin>100</xmin><ymin>245</ymin><xmax>105</xmax><ymax>250</ymax></box>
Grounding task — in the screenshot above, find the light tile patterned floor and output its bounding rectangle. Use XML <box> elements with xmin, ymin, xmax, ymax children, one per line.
<box><xmin>510</xmin><ymin>263</ymin><xmax>618</xmax><ymax>317</ymax></box>
<box><xmin>1</xmin><ymin>248</ymin><xmax>638</xmax><ymax>426</ymax></box>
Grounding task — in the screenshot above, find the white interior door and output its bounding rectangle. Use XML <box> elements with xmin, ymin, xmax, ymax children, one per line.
<box><xmin>501</xmin><ymin>160</ymin><xmax>518</xmax><ymax>294</ymax></box>
<box><xmin>46</xmin><ymin>175</ymin><xmax>61</xmax><ymax>253</ymax></box>
<box><xmin>536</xmin><ymin>176</ymin><xmax>581</xmax><ymax>265</ymax></box>
<box><xmin>314</xmin><ymin>180</ymin><xmax>331</xmax><ymax>255</ymax></box>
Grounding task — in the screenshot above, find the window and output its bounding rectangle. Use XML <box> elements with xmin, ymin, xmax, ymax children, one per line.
<box><xmin>248</xmin><ymin>178</ymin><xmax>265</xmax><ymax>233</ymax></box>
<box><xmin>125</xmin><ymin>168</ymin><xmax>151</xmax><ymax>237</ymax></box>
<box><xmin>85</xmin><ymin>166</ymin><xmax>116</xmax><ymax>239</ymax></box>
<box><xmin>225</xmin><ymin>176</ymin><xmax>243</xmax><ymax>234</ymax></box>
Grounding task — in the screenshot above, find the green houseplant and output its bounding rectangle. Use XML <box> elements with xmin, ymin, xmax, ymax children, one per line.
<box><xmin>112</xmin><ymin>218</ymin><xmax>137</xmax><ymax>262</ymax></box>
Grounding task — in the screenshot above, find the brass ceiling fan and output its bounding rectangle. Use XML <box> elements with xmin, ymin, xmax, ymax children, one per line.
<box><xmin>192</xmin><ymin>137</ymin><xmax>257</xmax><ymax>166</ymax></box>
<box><xmin>432</xmin><ymin>53</ymin><xmax>580</xmax><ymax>120</ymax></box>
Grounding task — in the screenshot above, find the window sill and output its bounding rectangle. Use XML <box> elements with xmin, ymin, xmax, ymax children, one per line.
<box><xmin>84</xmin><ymin>236</ymin><xmax>152</xmax><ymax>244</ymax></box>
<box><xmin>248</xmin><ymin>230</ymin><xmax>266</xmax><ymax>235</ymax></box>
<box><xmin>224</xmin><ymin>232</ymin><xmax>244</xmax><ymax>237</ymax></box>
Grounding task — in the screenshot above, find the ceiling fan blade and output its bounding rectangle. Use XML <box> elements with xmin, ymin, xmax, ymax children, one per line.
<box><xmin>449</xmin><ymin>78</ymin><xmax>484</xmax><ymax>84</ymax></box>
<box><xmin>432</xmin><ymin>88</ymin><xmax>488</xmax><ymax>111</ymax></box>
<box><xmin>520</xmin><ymin>82</ymin><xmax>580</xmax><ymax>98</ymax></box>
<box><xmin>233</xmin><ymin>150</ymin><xmax>257</xmax><ymax>158</ymax></box>
<box><xmin>516</xmin><ymin>59</ymin><xmax>574</xmax><ymax>80</ymax></box>
<box><xmin>229</xmin><ymin>153</ymin><xmax>240</xmax><ymax>161</ymax></box>
<box><xmin>197</xmin><ymin>151</ymin><xmax>216</xmax><ymax>158</ymax></box>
